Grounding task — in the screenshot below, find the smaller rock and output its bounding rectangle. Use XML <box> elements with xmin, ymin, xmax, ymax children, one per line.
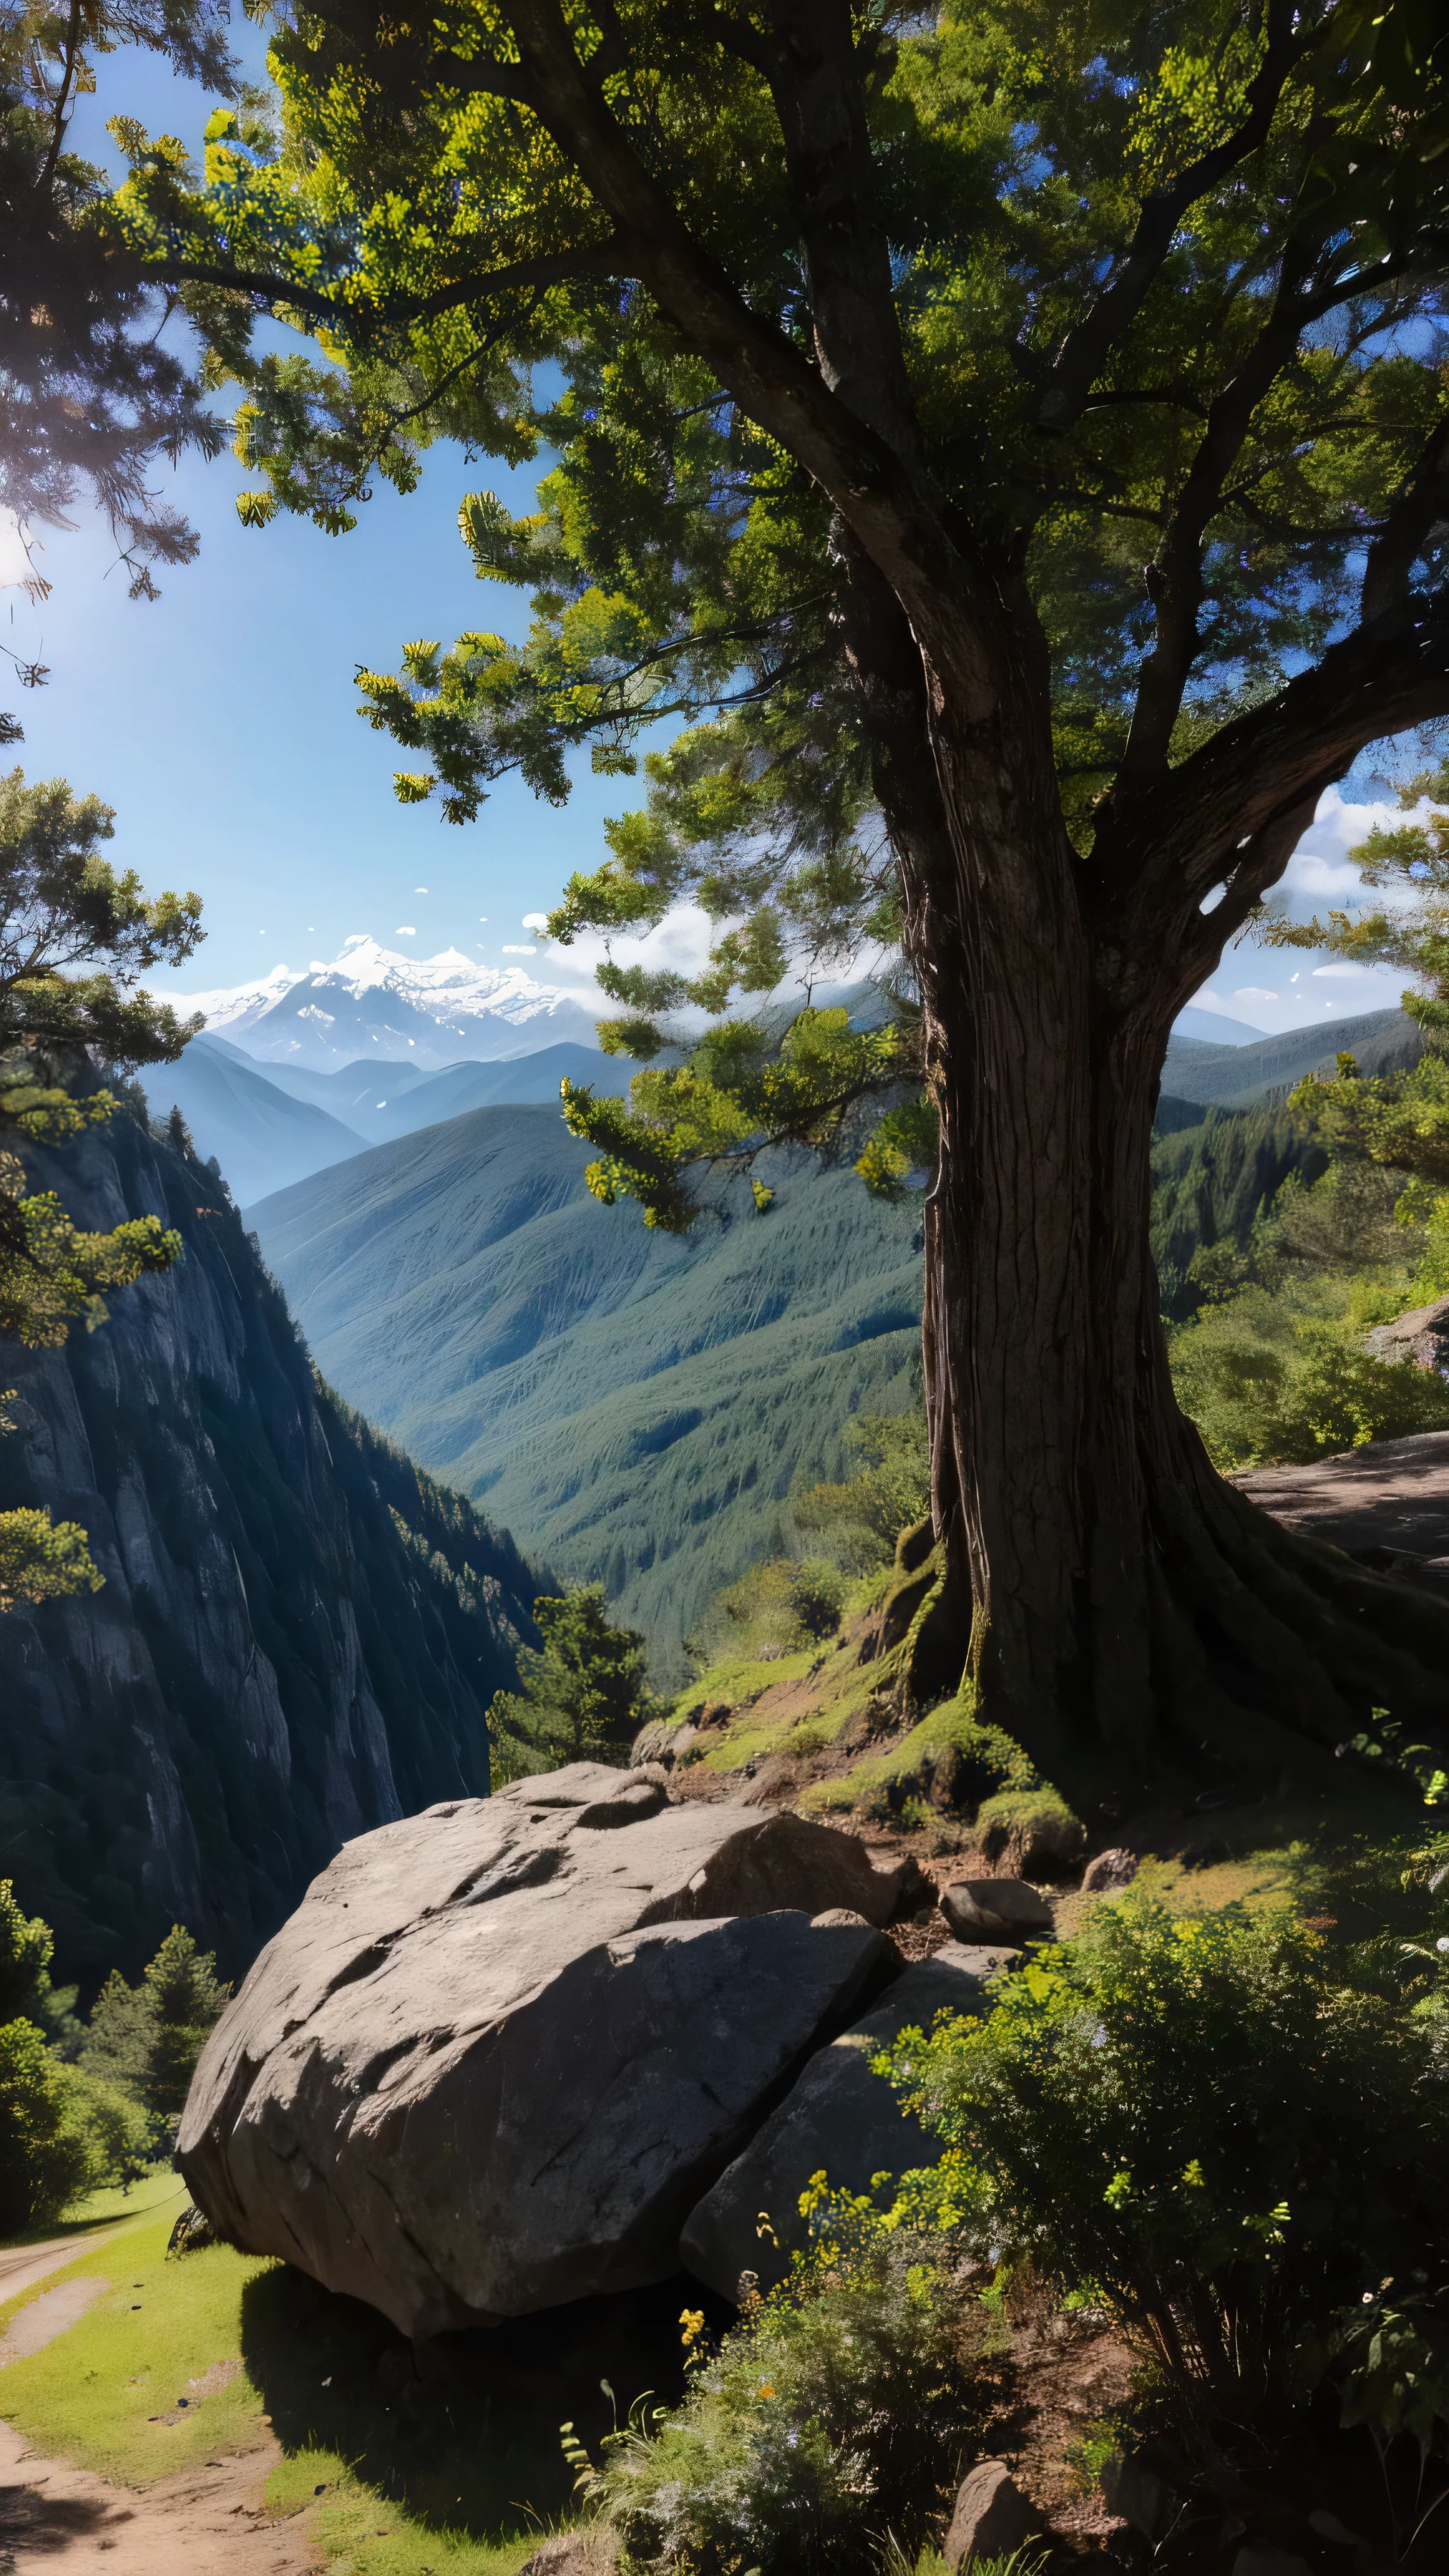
<box><xmin>1231</xmin><ymin>2552</ymin><xmax>1313</xmax><ymax>2576</ymax></box>
<box><xmin>942</xmin><ymin>2460</ymin><xmax>1041</xmax><ymax>2567</ymax></box>
<box><xmin>940</xmin><ymin>1879</ymin><xmax>1052</xmax><ymax>1942</ymax></box>
<box><xmin>810</xmin><ymin>1907</ymin><xmax>871</xmax><ymax>1929</ymax></box>
<box><xmin>1082</xmin><ymin>1846</ymin><xmax>1140</xmax><ymax>1894</ymax></box>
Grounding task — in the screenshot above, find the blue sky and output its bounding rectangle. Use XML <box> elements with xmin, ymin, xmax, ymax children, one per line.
<box><xmin>0</xmin><ymin>29</ymin><xmax>1417</xmax><ymax>1037</ymax></box>
<box><xmin>3</xmin><ymin>30</ymin><xmax>647</xmax><ymax>1001</ymax></box>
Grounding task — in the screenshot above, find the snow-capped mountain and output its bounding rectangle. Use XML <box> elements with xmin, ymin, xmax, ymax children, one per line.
<box><xmin>175</xmin><ymin>937</ymin><xmax>604</xmax><ymax>1070</ymax></box>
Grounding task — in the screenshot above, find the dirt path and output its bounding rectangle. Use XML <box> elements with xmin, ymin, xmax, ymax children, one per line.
<box><xmin>0</xmin><ymin>2222</ymin><xmax>318</xmax><ymax>2571</ymax></box>
<box><xmin>0</xmin><ymin>2418</ymin><xmax>316</xmax><ymax>2572</ymax></box>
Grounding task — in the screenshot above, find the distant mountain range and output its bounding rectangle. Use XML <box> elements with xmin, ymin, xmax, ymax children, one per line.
<box><xmin>240</xmin><ymin>1002</ymin><xmax>1426</xmax><ymax>1677</ymax></box>
<box><xmin>142</xmin><ymin>1033</ymin><xmax>614</xmax><ymax>1204</ymax></box>
<box><xmin>175</xmin><ymin>936</ymin><xmax>606</xmax><ymax>1070</ymax></box>
<box><xmin>1162</xmin><ymin>1005</ymin><xmax>1419</xmax><ymax>1111</ymax></box>
<box><xmin>248</xmin><ymin>1109</ymin><xmax>922</xmax><ymax>1684</ymax></box>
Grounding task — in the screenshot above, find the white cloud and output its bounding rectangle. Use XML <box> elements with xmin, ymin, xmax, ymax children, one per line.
<box><xmin>479</xmin><ymin>916</ymin><xmax>488</xmax><ymax>923</ymax></box>
<box><xmin>1312</xmin><ymin>962</ymin><xmax>1364</xmax><ymax>978</ymax></box>
<box><xmin>414</xmin><ymin>886</ymin><xmax>428</xmax><ymax>893</ymax></box>
<box><xmin>396</xmin><ymin>924</ymin><xmax>417</xmax><ymax>936</ymax></box>
<box><xmin>1235</xmin><ymin>987</ymin><xmax>1277</xmax><ymax>1002</ymax></box>
<box><xmin>501</xmin><ymin>943</ymin><xmax>537</xmax><ymax>955</ymax></box>
<box><xmin>521</xmin><ymin>910</ymin><xmax>550</xmax><ymax>930</ymax></box>
<box><xmin>343</xmin><ymin>933</ymin><xmax>368</xmax><ymax>947</ymax></box>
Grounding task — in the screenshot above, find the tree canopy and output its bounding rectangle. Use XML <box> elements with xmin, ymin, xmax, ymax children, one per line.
<box><xmin>102</xmin><ymin>0</ymin><xmax>1449</xmax><ymax>1219</ymax></box>
<box><xmin>0</xmin><ymin>768</ymin><xmax>200</xmax><ymax>1611</ymax></box>
<box><xmin>95</xmin><ymin>0</ymin><xmax>1449</xmax><ymax>1760</ymax></box>
<box><xmin>1</xmin><ymin>0</ymin><xmax>238</xmax><ymax>722</ymax></box>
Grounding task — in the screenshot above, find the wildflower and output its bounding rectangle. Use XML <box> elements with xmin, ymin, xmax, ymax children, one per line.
<box><xmin>680</xmin><ymin>2308</ymin><xmax>705</xmax><ymax>2347</ymax></box>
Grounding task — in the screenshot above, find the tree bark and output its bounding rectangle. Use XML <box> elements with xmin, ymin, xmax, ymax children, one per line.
<box><xmin>863</xmin><ymin>618</ymin><xmax>1449</xmax><ymax>1789</ymax></box>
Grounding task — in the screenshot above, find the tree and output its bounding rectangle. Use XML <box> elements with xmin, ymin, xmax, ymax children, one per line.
<box><xmin>0</xmin><ymin>766</ymin><xmax>200</xmax><ymax>1609</ymax></box>
<box><xmin>486</xmin><ymin>1584</ymin><xmax>662</xmax><ymax>1780</ymax></box>
<box><xmin>111</xmin><ymin>1</ymin><xmax>1449</xmax><ymax>1773</ymax></box>
<box><xmin>0</xmin><ymin>1882</ymin><xmax>150</xmax><ymax>2228</ymax></box>
<box><xmin>80</xmin><ymin>1923</ymin><xmax>229</xmax><ymax>2139</ymax></box>
<box><xmin>0</xmin><ymin>0</ymin><xmax>241</xmax><ymax>735</ymax></box>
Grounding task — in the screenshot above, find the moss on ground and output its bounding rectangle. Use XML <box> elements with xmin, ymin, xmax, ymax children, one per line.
<box><xmin>802</xmin><ymin>1689</ymin><xmax>1038</xmax><ymax>1820</ymax></box>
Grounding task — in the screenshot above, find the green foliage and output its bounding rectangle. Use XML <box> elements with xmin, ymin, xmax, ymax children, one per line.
<box><xmin>95</xmin><ymin>0</ymin><xmax>1449</xmax><ymax>1235</ymax></box>
<box><xmin>0</xmin><ymin>769</ymin><xmax>203</xmax><ymax>1067</ymax></box>
<box><xmin>689</xmin><ymin>1558</ymin><xmax>847</xmax><ymax>1669</ymax></box>
<box><xmin>1265</xmin><ymin>752</ymin><xmax>1449</xmax><ymax>1047</ymax></box>
<box><xmin>80</xmin><ymin>1925</ymin><xmax>230</xmax><ymax>2144</ymax></box>
<box><xmin>0</xmin><ymin>0</ymin><xmax>233</xmax><ymax>667</ymax></box>
<box><xmin>1150</xmin><ymin>1107</ymin><xmax>1328</xmax><ymax>1322</ymax></box>
<box><xmin>561</xmin><ymin>1013</ymin><xmax>906</xmax><ymax>1235</ymax></box>
<box><xmin>795</xmin><ymin>1406</ymin><xmax>931</xmax><ymax>1574</ymax></box>
<box><xmin>886</xmin><ymin>1899</ymin><xmax>1449</xmax><ymax>2418</ymax></box>
<box><xmin>0</xmin><ymin>1882</ymin><xmax>156</xmax><ymax>2230</ymax></box>
<box><xmin>0</xmin><ymin>1494</ymin><xmax>98</xmax><ymax>1607</ymax></box>
<box><xmin>578</xmin><ymin>2236</ymin><xmax>996</xmax><ymax>2576</ymax></box>
<box><xmin>487</xmin><ymin>1584</ymin><xmax>662</xmax><ymax>1782</ymax></box>
<box><xmin>0</xmin><ymin>1878</ymin><xmax>79</xmax><ymax>2041</ymax></box>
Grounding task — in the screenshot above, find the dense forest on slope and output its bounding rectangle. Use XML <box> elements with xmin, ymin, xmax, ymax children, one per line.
<box><xmin>0</xmin><ymin>1103</ymin><xmax>538</xmax><ymax>1988</ymax></box>
<box><xmin>252</xmin><ymin>1108</ymin><xmax>921</xmax><ymax>1681</ymax></box>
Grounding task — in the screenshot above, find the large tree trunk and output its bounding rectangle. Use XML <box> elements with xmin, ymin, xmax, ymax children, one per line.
<box><xmin>865</xmin><ymin>608</ymin><xmax>1449</xmax><ymax>1788</ymax></box>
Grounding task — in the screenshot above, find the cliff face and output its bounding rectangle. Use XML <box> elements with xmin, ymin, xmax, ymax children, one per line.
<box><xmin>0</xmin><ymin>1103</ymin><xmax>539</xmax><ymax>1987</ymax></box>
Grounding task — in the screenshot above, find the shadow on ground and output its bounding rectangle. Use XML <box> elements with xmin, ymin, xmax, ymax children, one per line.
<box><xmin>240</xmin><ymin>2263</ymin><xmax>731</xmax><ymax>2540</ymax></box>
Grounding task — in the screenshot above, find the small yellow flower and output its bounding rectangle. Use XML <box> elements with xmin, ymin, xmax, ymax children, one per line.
<box><xmin>757</xmin><ymin>2379</ymin><xmax>775</xmax><ymax>2399</ymax></box>
<box><xmin>679</xmin><ymin>2307</ymin><xmax>705</xmax><ymax>2347</ymax></box>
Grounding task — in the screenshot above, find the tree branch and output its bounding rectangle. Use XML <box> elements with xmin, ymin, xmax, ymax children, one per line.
<box><xmin>1038</xmin><ymin>0</ymin><xmax>1307</xmax><ymax>433</ymax></box>
<box><xmin>1104</xmin><ymin>587</ymin><xmax>1449</xmax><ymax>969</ymax></box>
<box><xmin>162</xmin><ymin>240</ymin><xmax>622</xmax><ymax>328</ymax></box>
<box><xmin>1362</xmin><ymin>408</ymin><xmax>1449</xmax><ymax>623</ymax></box>
<box><xmin>493</xmin><ymin>0</ymin><xmax>990</xmax><ymax>669</ymax></box>
<box><xmin>1116</xmin><ymin>226</ymin><xmax>1421</xmax><ymax>784</ymax></box>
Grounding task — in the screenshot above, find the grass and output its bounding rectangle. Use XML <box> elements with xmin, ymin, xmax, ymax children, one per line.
<box><xmin>0</xmin><ymin>2161</ymin><xmax>186</xmax><ymax>2251</ymax></box>
<box><xmin>0</xmin><ymin>2190</ymin><xmax>701</xmax><ymax>2576</ymax></box>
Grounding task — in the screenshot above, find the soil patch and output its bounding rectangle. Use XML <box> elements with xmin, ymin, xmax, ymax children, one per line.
<box><xmin>0</xmin><ymin>2280</ymin><xmax>109</xmax><ymax>2368</ymax></box>
<box><xmin>0</xmin><ymin>2418</ymin><xmax>313</xmax><ymax>2573</ymax></box>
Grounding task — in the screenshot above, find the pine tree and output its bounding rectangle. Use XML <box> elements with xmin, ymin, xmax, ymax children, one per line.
<box><xmin>80</xmin><ymin>1926</ymin><xmax>229</xmax><ymax>2131</ymax></box>
<box><xmin>103</xmin><ymin>0</ymin><xmax>1449</xmax><ymax>1771</ymax></box>
<box><xmin>487</xmin><ymin>1585</ymin><xmax>662</xmax><ymax>1782</ymax></box>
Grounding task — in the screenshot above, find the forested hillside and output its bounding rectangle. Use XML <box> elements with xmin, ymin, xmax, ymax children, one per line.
<box><xmin>0</xmin><ymin>1102</ymin><xmax>538</xmax><ymax>1987</ymax></box>
<box><xmin>251</xmin><ymin>1108</ymin><xmax>921</xmax><ymax>1680</ymax></box>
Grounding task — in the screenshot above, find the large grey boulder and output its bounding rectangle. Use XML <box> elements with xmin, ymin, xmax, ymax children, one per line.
<box><xmin>680</xmin><ymin>1943</ymin><xmax>1013</xmax><ymax>2300</ymax></box>
<box><xmin>177</xmin><ymin>1765</ymin><xmax>912</xmax><ymax>2336</ymax></box>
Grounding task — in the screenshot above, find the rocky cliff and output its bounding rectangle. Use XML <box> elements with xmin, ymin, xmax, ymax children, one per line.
<box><xmin>0</xmin><ymin>1101</ymin><xmax>540</xmax><ymax>1988</ymax></box>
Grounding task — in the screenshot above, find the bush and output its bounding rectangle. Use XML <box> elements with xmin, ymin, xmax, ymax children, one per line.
<box><xmin>794</xmin><ymin>1406</ymin><xmax>931</xmax><ymax>1572</ymax></box>
<box><xmin>0</xmin><ymin>2024</ymin><xmax>150</xmax><ymax>2231</ymax></box>
<box><xmin>582</xmin><ymin>2238</ymin><xmax>996</xmax><ymax>2576</ymax></box>
<box><xmin>691</xmin><ymin>1558</ymin><xmax>847</xmax><ymax>1668</ymax></box>
<box><xmin>1168</xmin><ymin>1281</ymin><xmax>1449</xmax><ymax>1470</ymax></box>
<box><xmin>886</xmin><ymin>1899</ymin><xmax>1449</xmax><ymax>2422</ymax></box>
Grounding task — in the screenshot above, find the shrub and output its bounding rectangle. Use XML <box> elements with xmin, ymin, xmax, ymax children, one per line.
<box><xmin>1169</xmin><ymin>1284</ymin><xmax>1449</xmax><ymax>1469</ymax></box>
<box><xmin>0</xmin><ymin>2024</ymin><xmax>150</xmax><ymax>2231</ymax></box>
<box><xmin>582</xmin><ymin>2237</ymin><xmax>996</xmax><ymax>2576</ymax></box>
<box><xmin>691</xmin><ymin>1558</ymin><xmax>847</xmax><ymax>1668</ymax></box>
<box><xmin>885</xmin><ymin>1899</ymin><xmax>1449</xmax><ymax>2422</ymax></box>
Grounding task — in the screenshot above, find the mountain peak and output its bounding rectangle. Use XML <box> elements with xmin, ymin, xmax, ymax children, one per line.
<box><xmin>174</xmin><ymin>940</ymin><xmax>604</xmax><ymax>1070</ymax></box>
